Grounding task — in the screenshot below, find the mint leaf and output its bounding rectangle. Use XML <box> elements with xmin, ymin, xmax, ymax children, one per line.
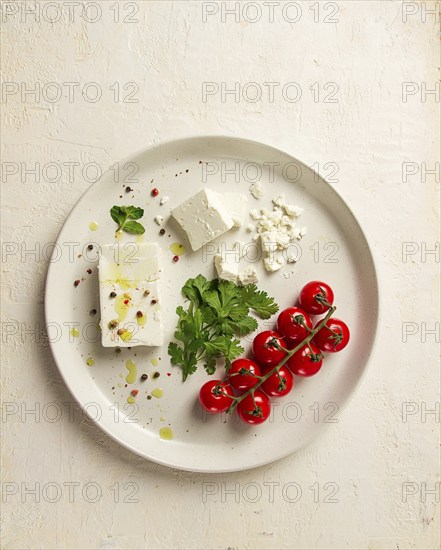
<box><xmin>123</xmin><ymin>221</ymin><xmax>145</xmax><ymax>234</ymax></box>
<box><xmin>110</xmin><ymin>206</ymin><xmax>125</xmax><ymax>226</ymax></box>
<box><xmin>123</xmin><ymin>206</ymin><xmax>143</xmax><ymax>220</ymax></box>
<box><xmin>110</xmin><ymin>205</ymin><xmax>145</xmax><ymax>234</ymax></box>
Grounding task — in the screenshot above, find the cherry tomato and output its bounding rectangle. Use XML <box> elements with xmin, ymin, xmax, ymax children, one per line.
<box><xmin>298</xmin><ymin>281</ymin><xmax>334</xmax><ymax>315</ymax></box>
<box><xmin>199</xmin><ymin>380</ymin><xmax>234</xmax><ymax>414</ymax></box>
<box><xmin>277</xmin><ymin>307</ymin><xmax>312</xmax><ymax>342</ymax></box>
<box><xmin>261</xmin><ymin>365</ymin><xmax>294</xmax><ymax>397</ymax></box>
<box><xmin>237</xmin><ymin>390</ymin><xmax>271</xmax><ymax>425</ymax></box>
<box><xmin>252</xmin><ymin>331</ymin><xmax>287</xmax><ymax>367</ymax></box>
<box><xmin>313</xmin><ymin>318</ymin><xmax>350</xmax><ymax>352</ymax></box>
<box><xmin>287</xmin><ymin>343</ymin><xmax>324</xmax><ymax>377</ymax></box>
<box><xmin>228</xmin><ymin>358</ymin><xmax>262</xmax><ymax>392</ymax></box>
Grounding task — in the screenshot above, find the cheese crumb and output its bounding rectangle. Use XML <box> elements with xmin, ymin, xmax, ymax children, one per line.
<box><xmin>248</xmin><ymin>194</ymin><xmax>306</xmax><ymax>272</ymax></box>
<box><xmin>238</xmin><ymin>266</ymin><xmax>259</xmax><ymax>285</ymax></box>
<box><xmin>249</xmin><ymin>182</ymin><xmax>264</xmax><ymax>200</ymax></box>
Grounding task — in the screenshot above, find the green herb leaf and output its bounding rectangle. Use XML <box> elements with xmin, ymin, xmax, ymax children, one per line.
<box><xmin>123</xmin><ymin>206</ymin><xmax>144</xmax><ymax>220</ymax></box>
<box><xmin>110</xmin><ymin>205</ymin><xmax>145</xmax><ymax>234</ymax></box>
<box><xmin>241</xmin><ymin>284</ymin><xmax>279</xmax><ymax>319</ymax></box>
<box><xmin>230</xmin><ymin>316</ymin><xmax>258</xmax><ymax>336</ymax></box>
<box><xmin>168</xmin><ymin>342</ymin><xmax>184</xmax><ymax>366</ymax></box>
<box><xmin>123</xmin><ymin>221</ymin><xmax>145</xmax><ymax>235</ymax></box>
<box><xmin>110</xmin><ymin>205</ymin><xmax>125</xmax><ymax>226</ymax></box>
<box><xmin>168</xmin><ymin>276</ymin><xmax>278</xmax><ymax>381</ymax></box>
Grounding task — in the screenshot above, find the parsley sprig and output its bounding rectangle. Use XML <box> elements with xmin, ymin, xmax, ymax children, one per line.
<box><xmin>110</xmin><ymin>205</ymin><xmax>145</xmax><ymax>234</ymax></box>
<box><xmin>168</xmin><ymin>275</ymin><xmax>279</xmax><ymax>381</ymax></box>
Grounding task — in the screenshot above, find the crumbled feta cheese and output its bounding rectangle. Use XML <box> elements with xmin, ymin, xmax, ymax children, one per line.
<box><xmin>238</xmin><ymin>266</ymin><xmax>259</xmax><ymax>285</ymax></box>
<box><xmin>247</xmin><ymin>194</ymin><xmax>306</xmax><ymax>272</ymax></box>
<box><xmin>160</xmin><ymin>196</ymin><xmax>169</xmax><ymax>205</ymax></box>
<box><xmin>264</xmin><ymin>255</ymin><xmax>285</xmax><ymax>272</ymax></box>
<box><xmin>214</xmin><ymin>253</ymin><xmax>239</xmax><ymax>283</ymax></box>
<box><xmin>284</xmin><ymin>203</ymin><xmax>303</xmax><ymax>217</ymax></box>
<box><xmin>154</xmin><ymin>215</ymin><xmax>164</xmax><ymax>226</ymax></box>
<box><xmin>249</xmin><ymin>182</ymin><xmax>264</xmax><ymax>199</ymax></box>
<box><xmin>272</xmin><ymin>194</ymin><xmax>286</xmax><ymax>207</ymax></box>
<box><xmin>246</xmin><ymin>224</ymin><xmax>255</xmax><ymax>232</ymax></box>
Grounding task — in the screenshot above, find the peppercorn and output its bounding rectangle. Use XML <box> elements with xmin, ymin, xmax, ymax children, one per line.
<box><xmin>117</xmin><ymin>328</ymin><xmax>125</xmax><ymax>335</ymax></box>
<box><xmin>131</xmin><ymin>389</ymin><xmax>139</xmax><ymax>397</ymax></box>
<box><xmin>110</xmin><ymin>292</ymin><xmax>117</xmax><ymax>298</ymax></box>
<box><xmin>115</xmin><ymin>347</ymin><xmax>121</xmax><ymax>353</ymax></box>
<box><xmin>125</xmin><ymin>186</ymin><xmax>132</xmax><ymax>193</ymax></box>
<box><xmin>89</xmin><ymin>309</ymin><xmax>97</xmax><ymax>316</ymax></box>
<box><xmin>87</xmin><ymin>244</ymin><xmax>93</xmax><ymax>250</ymax></box>
<box><xmin>151</xmin><ymin>299</ymin><xmax>157</xmax><ymax>305</ymax></box>
<box><xmin>151</xmin><ymin>188</ymin><xmax>159</xmax><ymax>197</ymax></box>
<box><xmin>172</xmin><ymin>255</ymin><xmax>179</xmax><ymax>263</ymax></box>
<box><xmin>141</xmin><ymin>374</ymin><xmax>148</xmax><ymax>381</ymax></box>
<box><xmin>108</xmin><ymin>320</ymin><xmax>118</xmax><ymax>329</ymax></box>
<box><xmin>153</xmin><ymin>371</ymin><xmax>160</xmax><ymax>379</ymax></box>
<box><xmin>147</xmin><ymin>395</ymin><xmax>152</xmax><ymax>400</ymax></box>
<box><xmin>136</xmin><ymin>311</ymin><xmax>143</xmax><ymax>318</ymax></box>
<box><xmin>143</xmin><ymin>289</ymin><xmax>150</xmax><ymax>296</ymax></box>
<box><xmin>159</xmin><ymin>229</ymin><xmax>165</xmax><ymax>235</ymax></box>
<box><xmin>74</xmin><ymin>280</ymin><xmax>80</xmax><ymax>287</ymax></box>
<box><xmin>87</xmin><ymin>268</ymin><xmax>92</xmax><ymax>274</ymax></box>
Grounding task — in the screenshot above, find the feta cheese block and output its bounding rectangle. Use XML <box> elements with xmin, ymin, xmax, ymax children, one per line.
<box><xmin>214</xmin><ymin>251</ymin><xmax>241</xmax><ymax>282</ymax></box>
<box><xmin>98</xmin><ymin>242</ymin><xmax>163</xmax><ymax>347</ymax></box>
<box><xmin>171</xmin><ymin>189</ymin><xmax>234</xmax><ymax>251</ymax></box>
<box><xmin>220</xmin><ymin>192</ymin><xmax>248</xmax><ymax>227</ymax></box>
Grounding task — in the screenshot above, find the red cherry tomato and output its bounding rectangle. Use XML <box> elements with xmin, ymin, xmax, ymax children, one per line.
<box><xmin>313</xmin><ymin>318</ymin><xmax>350</xmax><ymax>352</ymax></box>
<box><xmin>277</xmin><ymin>307</ymin><xmax>312</xmax><ymax>342</ymax></box>
<box><xmin>228</xmin><ymin>358</ymin><xmax>262</xmax><ymax>392</ymax></box>
<box><xmin>237</xmin><ymin>391</ymin><xmax>271</xmax><ymax>425</ymax></box>
<box><xmin>253</xmin><ymin>331</ymin><xmax>287</xmax><ymax>367</ymax></box>
<box><xmin>298</xmin><ymin>281</ymin><xmax>334</xmax><ymax>315</ymax></box>
<box><xmin>199</xmin><ymin>380</ymin><xmax>234</xmax><ymax>414</ymax></box>
<box><xmin>287</xmin><ymin>343</ymin><xmax>324</xmax><ymax>377</ymax></box>
<box><xmin>261</xmin><ymin>365</ymin><xmax>294</xmax><ymax>397</ymax></box>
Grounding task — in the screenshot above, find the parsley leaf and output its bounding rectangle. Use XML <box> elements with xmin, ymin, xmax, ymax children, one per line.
<box><xmin>110</xmin><ymin>205</ymin><xmax>145</xmax><ymax>234</ymax></box>
<box><xmin>241</xmin><ymin>284</ymin><xmax>279</xmax><ymax>319</ymax></box>
<box><xmin>168</xmin><ymin>276</ymin><xmax>279</xmax><ymax>381</ymax></box>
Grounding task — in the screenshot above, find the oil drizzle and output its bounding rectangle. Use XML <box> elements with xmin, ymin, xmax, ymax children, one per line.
<box><xmin>159</xmin><ymin>427</ymin><xmax>173</xmax><ymax>440</ymax></box>
<box><xmin>169</xmin><ymin>243</ymin><xmax>186</xmax><ymax>256</ymax></box>
<box><xmin>125</xmin><ymin>359</ymin><xmax>137</xmax><ymax>384</ymax></box>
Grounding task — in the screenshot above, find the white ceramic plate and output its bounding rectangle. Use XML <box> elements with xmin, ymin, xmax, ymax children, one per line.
<box><xmin>45</xmin><ymin>136</ymin><xmax>379</xmax><ymax>472</ymax></box>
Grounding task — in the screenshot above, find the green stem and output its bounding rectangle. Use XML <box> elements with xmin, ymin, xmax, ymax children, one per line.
<box><xmin>226</xmin><ymin>305</ymin><xmax>336</xmax><ymax>414</ymax></box>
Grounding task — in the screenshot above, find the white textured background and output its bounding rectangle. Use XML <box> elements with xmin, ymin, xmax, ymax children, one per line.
<box><xmin>1</xmin><ymin>1</ymin><xmax>440</xmax><ymax>549</ymax></box>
